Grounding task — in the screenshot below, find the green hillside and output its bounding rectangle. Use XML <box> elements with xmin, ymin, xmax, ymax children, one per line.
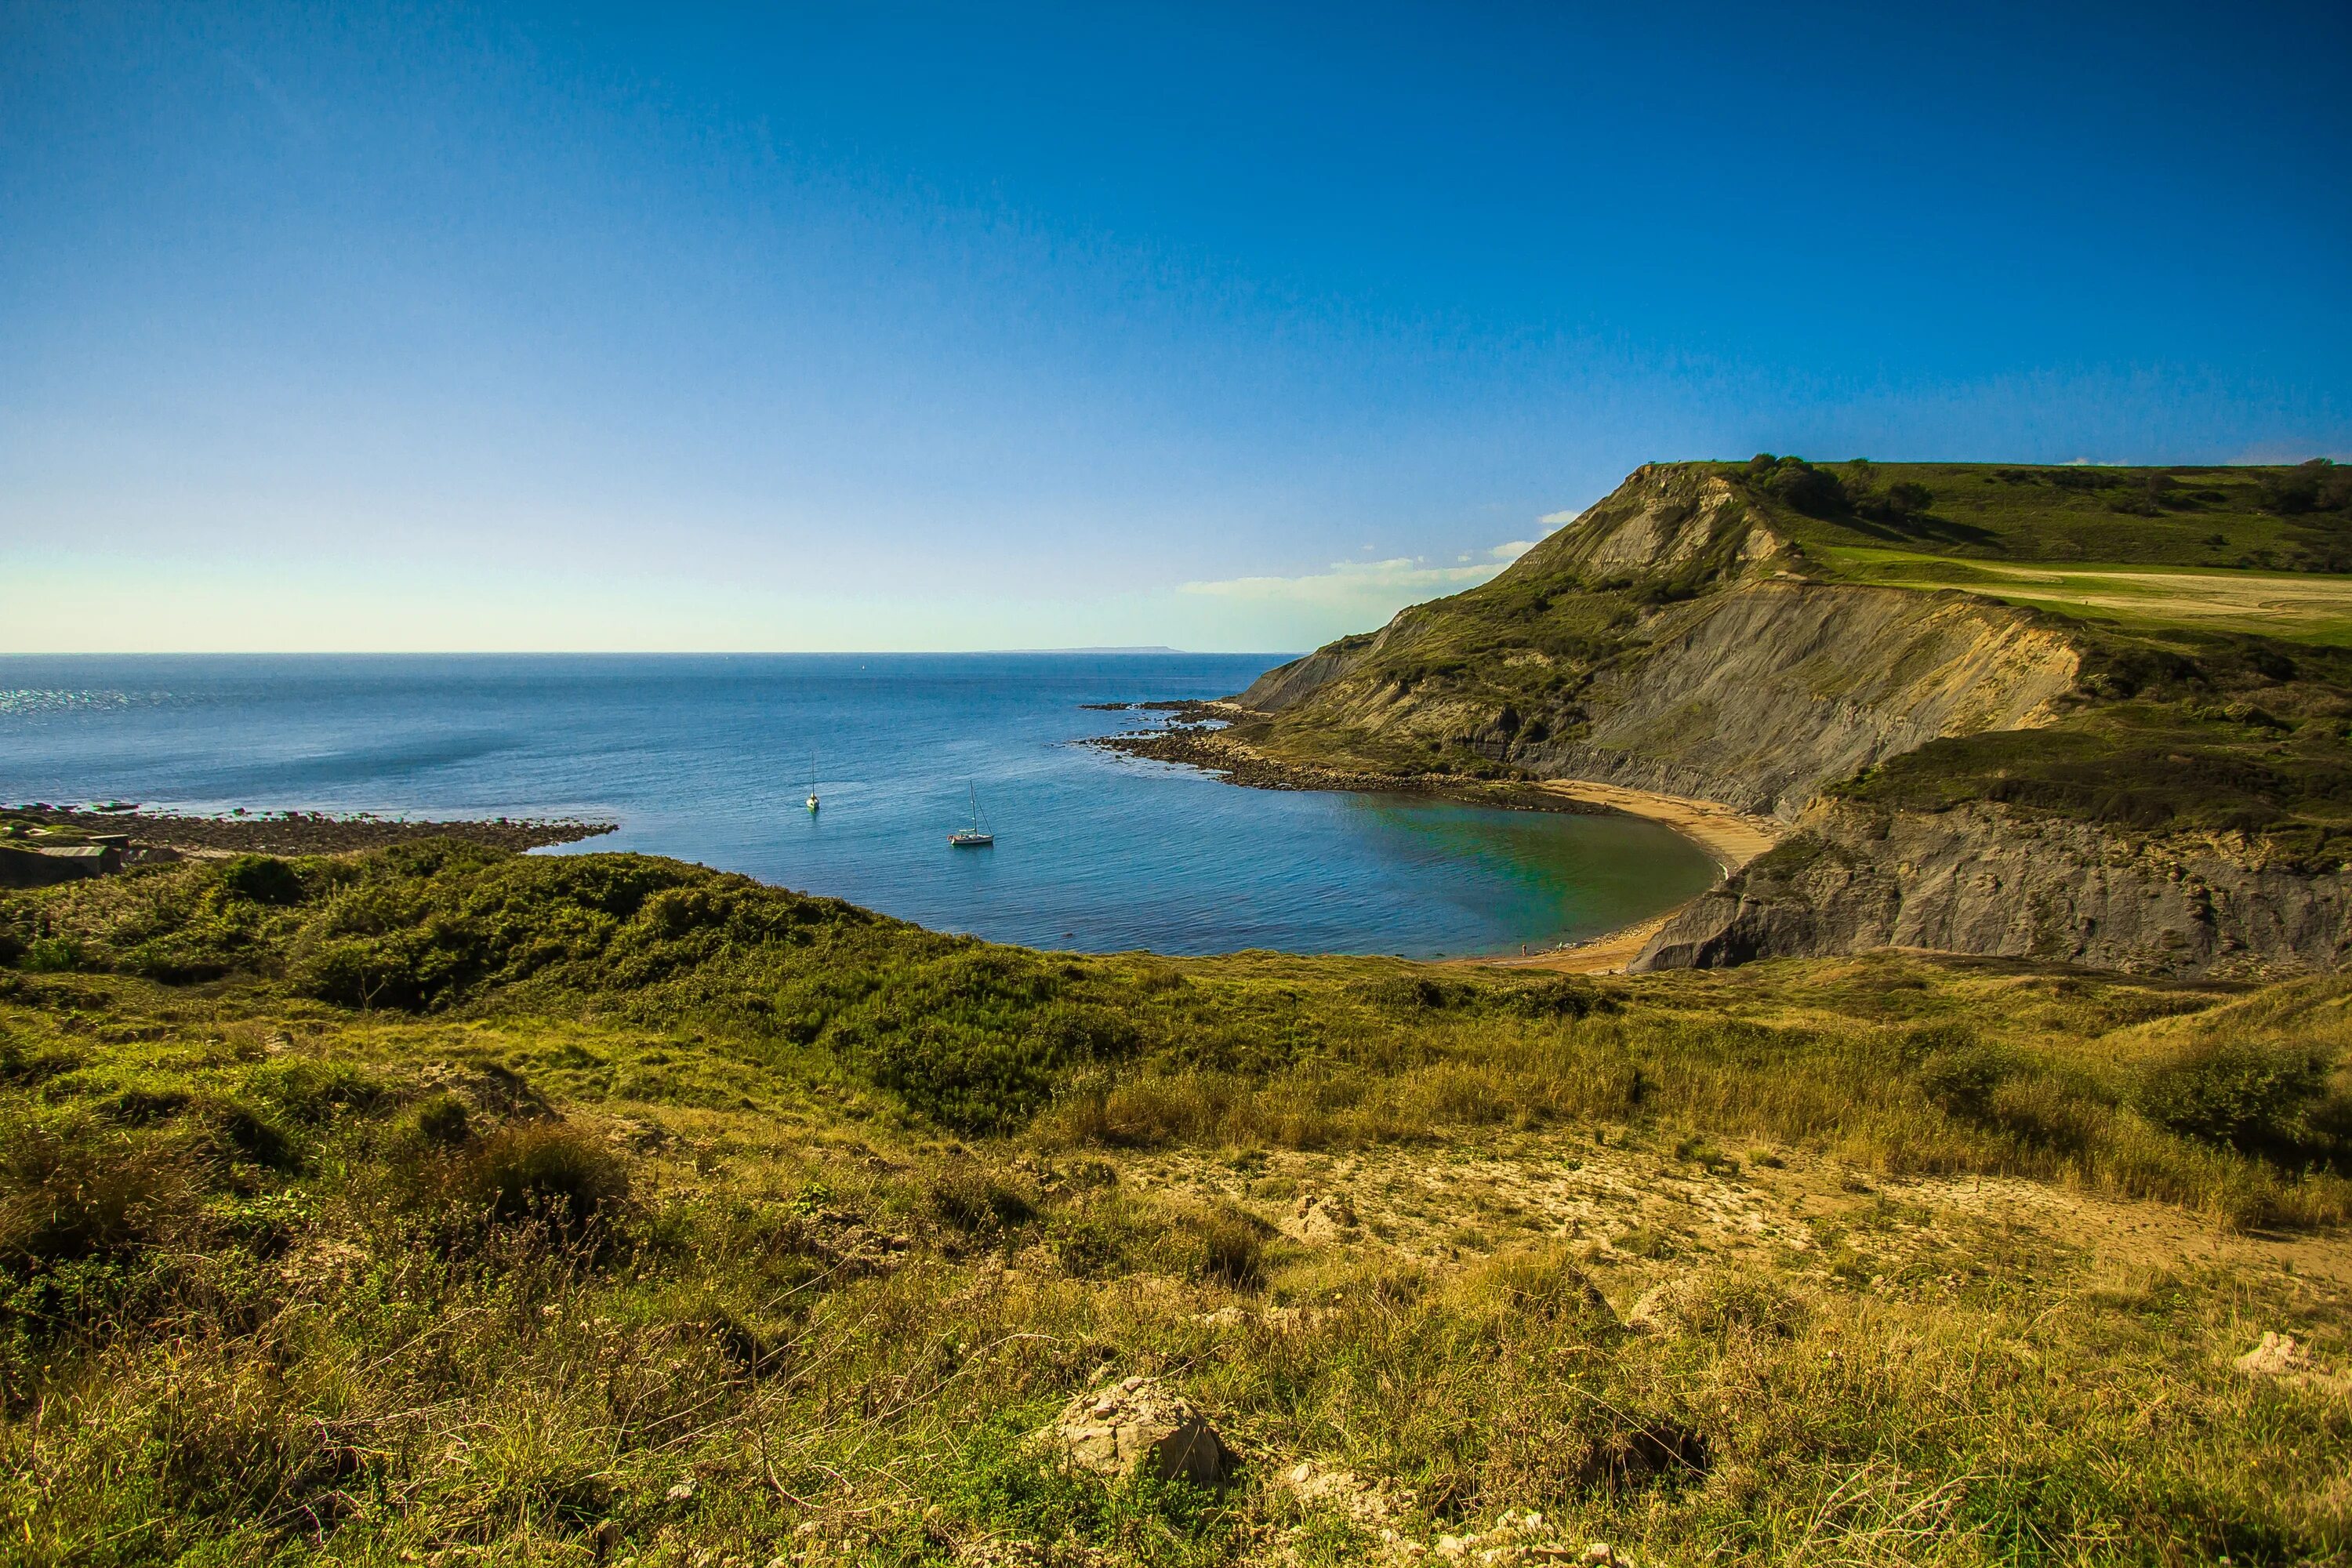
<box><xmin>1743</xmin><ymin>456</ymin><xmax>2352</xmax><ymax>574</ymax></box>
<box><xmin>1211</xmin><ymin>459</ymin><xmax>2352</xmax><ymax>864</ymax></box>
<box><xmin>2</xmin><ymin>844</ymin><xmax>2349</xmax><ymax>1563</ymax></box>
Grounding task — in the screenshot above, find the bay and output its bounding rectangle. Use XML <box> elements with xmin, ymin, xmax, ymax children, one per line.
<box><xmin>0</xmin><ymin>653</ymin><xmax>1719</xmax><ymax>957</ymax></box>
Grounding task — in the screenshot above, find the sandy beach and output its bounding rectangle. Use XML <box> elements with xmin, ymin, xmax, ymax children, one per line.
<box><xmin>1530</xmin><ymin>779</ymin><xmax>1782</xmax><ymax>876</ymax></box>
<box><xmin>1461</xmin><ymin>782</ymin><xmax>1784</xmax><ymax>974</ymax></box>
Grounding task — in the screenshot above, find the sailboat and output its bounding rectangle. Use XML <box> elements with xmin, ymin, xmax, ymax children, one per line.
<box><xmin>806</xmin><ymin>753</ymin><xmax>820</xmax><ymax>813</ymax></box>
<box><xmin>949</xmin><ymin>782</ymin><xmax>993</xmax><ymax>847</ymax></box>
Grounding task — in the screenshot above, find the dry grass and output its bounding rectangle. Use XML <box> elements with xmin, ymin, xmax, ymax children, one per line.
<box><xmin>1</xmin><ymin>851</ymin><xmax>2349</xmax><ymax>1563</ymax></box>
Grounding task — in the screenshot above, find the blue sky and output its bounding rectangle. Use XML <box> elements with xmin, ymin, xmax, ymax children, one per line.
<box><xmin>4</xmin><ymin>1</ymin><xmax>2347</xmax><ymax>652</ymax></box>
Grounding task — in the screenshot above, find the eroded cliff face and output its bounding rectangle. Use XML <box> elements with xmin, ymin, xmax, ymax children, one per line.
<box><xmin>1635</xmin><ymin>800</ymin><xmax>2352</xmax><ymax>980</ymax></box>
<box><xmin>1239</xmin><ymin>464</ymin><xmax>2081</xmax><ymax>818</ymax></box>
<box><xmin>1509</xmin><ymin>582</ymin><xmax>2077</xmax><ymax>818</ymax></box>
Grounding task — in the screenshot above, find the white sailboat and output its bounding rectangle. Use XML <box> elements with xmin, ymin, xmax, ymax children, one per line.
<box><xmin>949</xmin><ymin>782</ymin><xmax>993</xmax><ymax>847</ymax></box>
<box><xmin>807</xmin><ymin>753</ymin><xmax>820</xmax><ymax>813</ymax></box>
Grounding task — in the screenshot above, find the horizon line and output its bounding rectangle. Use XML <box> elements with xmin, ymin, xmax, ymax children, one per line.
<box><xmin>0</xmin><ymin>647</ymin><xmax>1306</xmax><ymax>659</ymax></box>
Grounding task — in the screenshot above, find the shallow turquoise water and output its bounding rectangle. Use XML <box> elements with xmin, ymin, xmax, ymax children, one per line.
<box><xmin>0</xmin><ymin>653</ymin><xmax>1719</xmax><ymax>956</ymax></box>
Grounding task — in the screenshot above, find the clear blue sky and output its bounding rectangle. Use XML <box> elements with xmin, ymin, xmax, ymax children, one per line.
<box><xmin>4</xmin><ymin>1</ymin><xmax>2347</xmax><ymax>652</ymax></box>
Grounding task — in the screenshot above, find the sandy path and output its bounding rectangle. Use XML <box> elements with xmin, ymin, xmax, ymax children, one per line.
<box><xmin>1120</xmin><ymin>1127</ymin><xmax>2352</xmax><ymax>1291</ymax></box>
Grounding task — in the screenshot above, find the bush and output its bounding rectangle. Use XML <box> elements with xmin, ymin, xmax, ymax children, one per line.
<box><xmin>0</xmin><ymin>1116</ymin><xmax>203</xmax><ymax>1267</ymax></box>
<box><xmin>925</xmin><ymin>1161</ymin><xmax>1039</xmax><ymax>1234</ymax></box>
<box><xmin>211</xmin><ymin>1100</ymin><xmax>300</xmax><ymax>1171</ymax></box>
<box><xmin>1631</xmin><ymin>1269</ymin><xmax>1806</xmax><ymax>1338</ymax></box>
<box><xmin>20</xmin><ymin>938</ymin><xmax>82</xmax><ymax>974</ymax></box>
<box><xmin>412</xmin><ymin>1091</ymin><xmax>474</xmax><ymax>1147</ymax></box>
<box><xmin>245</xmin><ymin>1058</ymin><xmax>390</xmax><ymax>1124</ymax></box>
<box><xmin>1450</xmin><ymin>1245</ymin><xmax>1621</xmax><ymax>1334</ymax></box>
<box><xmin>1919</xmin><ymin>1041</ymin><xmax>2013</xmax><ymax>1121</ymax></box>
<box><xmin>289</xmin><ymin>933</ymin><xmax>447</xmax><ymax>1011</ymax></box>
<box><xmin>437</xmin><ymin>1123</ymin><xmax>631</xmax><ymax>1237</ymax></box>
<box><xmin>1359</xmin><ymin>975</ymin><xmax>1476</xmax><ymax>1011</ymax></box>
<box><xmin>216</xmin><ymin>856</ymin><xmax>306</xmax><ymax>907</ymax></box>
<box><xmin>2136</xmin><ymin>1037</ymin><xmax>2332</xmax><ymax>1157</ymax></box>
<box><xmin>1171</xmin><ymin>1202</ymin><xmax>1274</xmax><ymax>1290</ymax></box>
<box><xmin>1504</xmin><ymin>975</ymin><xmax>1614</xmax><ymax>1020</ymax></box>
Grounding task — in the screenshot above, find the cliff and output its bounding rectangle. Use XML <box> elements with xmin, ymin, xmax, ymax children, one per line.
<box><xmin>1223</xmin><ymin>459</ymin><xmax>2352</xmax><ymax>978</ymax></box>
<box><xmin>1235</xmin><ymin>463</ymin><xmax>2081</xmax><ymax>817</ymax></box>
<box><xmin>1638</xmin><ymin>799</ymin><xmax>2352</xmax><ymax>978</ymax></box>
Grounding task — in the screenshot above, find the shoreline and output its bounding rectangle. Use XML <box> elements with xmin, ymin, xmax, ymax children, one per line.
<box><xmin>1528</xmin><ymin>778</ymin><xmax>1781</xmax><ymax>877</ymax></box>
<box><xmin>1089</xmin><ymin>717</ymin><xmax>1785</xmax><ymax>969</ymax></box>
<box><xmin>3</xmin><ymin>806</ymin><xmax>617</xmax><ymax>858</ymax></box>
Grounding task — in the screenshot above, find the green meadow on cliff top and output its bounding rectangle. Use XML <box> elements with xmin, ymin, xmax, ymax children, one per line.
<box><xmin>1751</xmin><ymin>459</ymin><xmax>2352</xmax><ymax>576</ymax></box>
<box><xmin>2</xmin><ymin>844</ymin><xmax>2350</xmax><ymax>1564</ymax></box>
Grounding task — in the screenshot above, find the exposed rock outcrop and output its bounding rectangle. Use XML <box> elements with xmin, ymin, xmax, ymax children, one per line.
<box><xmin>1198</xmin><ymin>459</ymin><xmax>2352</xmax><ymax>977</ymax></box>
<box><xmin>1048</xmin><ymin>1377</ymin><xmax>1229</xmax><ymax>1485</ymax></box>
<box><xmin>1635</xmin><ymin>799</ymin><xmax>2352</xmax><ymax>979</ymax></box>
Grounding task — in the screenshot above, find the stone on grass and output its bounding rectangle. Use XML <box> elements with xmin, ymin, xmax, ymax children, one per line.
<box><xmin>1049</xmin><ymin>1376</ymin><xmax>1229</xmax><ymax>1485</ymax></box>
<box><xmin>2236</xmin><ymin>1330</ymin><xmax>2314</xmax><ymax>1378</ymax></box>
<box><xmin>2234</xmin><ymin>1330</ymin><xmax>2347</xmax><ymax>1392</ymax></box>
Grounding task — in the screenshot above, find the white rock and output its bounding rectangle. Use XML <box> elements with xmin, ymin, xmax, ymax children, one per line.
<box><xmin>1049</xmin><ymin>1377</ymin><xmax>1228</xmax><ymax>1486</ymax></box>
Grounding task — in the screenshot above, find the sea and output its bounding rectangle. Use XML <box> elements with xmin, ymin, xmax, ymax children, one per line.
<box><xmin>0</xmin><ymin>654</ymin><xmax>1720</xmax><ymax>958</ymax></box>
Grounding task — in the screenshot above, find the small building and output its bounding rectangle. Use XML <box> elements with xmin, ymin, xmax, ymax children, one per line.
<box><xmin>33</xmin><ymin>844</ymin><xmax>122</xmax><ymax>877</ymax></box>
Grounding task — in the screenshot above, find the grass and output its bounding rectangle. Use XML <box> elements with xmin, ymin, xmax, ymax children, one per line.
<box><xmin>1808</xmin><ymin>546</ymin><xmax>2352</xmax><ymax>645</ymax></box>
<box><xmin>1748</xmin><ymin>459</ymin><xmax>2352</xmax><ymax>574</ymax></box>
<box><xmin>1</xmin><ymin>847</ymin><xmax>2349</xmax><ymax>1563</ymax></box>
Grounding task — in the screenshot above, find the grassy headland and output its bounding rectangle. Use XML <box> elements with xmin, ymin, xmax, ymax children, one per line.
<box><xmin>4</xmin><ymin>844</ymin><xmax>2349</xmax><ymax>1563</ymax></box>
<box><xmin>1178</xmin><ymin>459</ymin><xmax>2352</xmax><ymax>886</ymax></box>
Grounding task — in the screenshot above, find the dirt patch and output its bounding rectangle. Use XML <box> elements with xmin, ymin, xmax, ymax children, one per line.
<box><xmin>1112</xmin><ymin>1130</ymin><xmax>2352</xmax><ymax>1302</ymax></box>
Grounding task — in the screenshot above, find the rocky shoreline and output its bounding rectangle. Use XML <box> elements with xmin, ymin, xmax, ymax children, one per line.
<box><xmin>4</xmin><ymin>806</ymin><xmax>617</xmax><ymax>857</ymax></box>
<box><xmin>1085</xmin><ymin>713</ymin><xmax>1611</xmax><ymax>815</ymax></box>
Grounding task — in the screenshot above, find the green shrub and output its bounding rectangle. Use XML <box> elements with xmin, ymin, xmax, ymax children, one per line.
<box><xmin>2137</xmin><ymin>1036</ymin><xmax>2332</xmax><ymax>1156</ymax></box>
<box><xmin>211</xmin><ymin>1100</ymin><xmax>299</xmax><ymax>1171</ymax></box>
<box><xmin>245</xmin><ymin>1058</ymin><xmax>389</xmax><ymax>1123</ymax></box>
<box><xmin>412</xmin><ymin>1091</ymin><xmax>474</xmax><ymax>1147</ymax></box>
<box><xmin>924</xmin><ymin>1162</ymin><xmax>1039</xmax><ymax>1234</ymax></box>
<box><xmin>20</xmin><ymin>938</ymin><xmax>82</xmax><ymax>974</ymax></box>
<box><xmin>1359</xmin><ymin>975</ymin><xmax>1476</xmax><ymax>1011</ymax></box>
<box><xmin>1449</xmin><ymin>1245</ymin><xmax>1621</xmax><ymax>1334</ymax></box>
<box><xmin>446</xmin><ymin>1122</ymin><xmax>630</xmax><ymax>1236</ymax></box>
<box><xmin>216</xmin><ymin>855</ymin><xmax>306</xmax><ymax>907</ymax></box>
<box><xmin>1170</xmin><ymin>1202</ymin><xmax>1274</xmax><ymax>1290</ymax></box>
<box><xmin>289</xmin><ymin>933</ymin><xmax>447</xmax><ymax>1011</ymax></box>
<box><xmin>1918</xmin><ymin>1040</ymin><xmax>2013</xmax><ymax>1120</ymax></box>
<box><xmin>1505</xmin><ymin>975</ymin><xmax>1615</xmax><ymax>1019</ymax></box>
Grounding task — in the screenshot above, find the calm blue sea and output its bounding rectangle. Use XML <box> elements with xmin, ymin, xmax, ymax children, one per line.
<box><xmin>0</xmin><ymin>655</ymin><xmax>1718</xmax><ymax>957</ymax></box>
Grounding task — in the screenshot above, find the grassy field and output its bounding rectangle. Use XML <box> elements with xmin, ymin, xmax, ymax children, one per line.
<box><xmin>1744</xmin><ymin>460</ymin><xmax>2352</xmax><ymax>575</ymax></box>
<box><xmin>3</xmin><ymin>846</ymin><xmax>2350</xmax><ymax>1565</ymax></box>
<box><xmin>1808</xmin><ymin>546</ymin><xmax>2352</xmax><ymax>646</ymax></box>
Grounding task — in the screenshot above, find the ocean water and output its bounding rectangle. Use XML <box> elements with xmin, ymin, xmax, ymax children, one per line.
<box><xmin>0</xmin><ymin>654</ymin><xmax>1719</xmax><ymax>957</ymax></box>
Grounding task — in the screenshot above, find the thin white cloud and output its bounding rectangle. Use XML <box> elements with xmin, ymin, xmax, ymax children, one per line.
<box><xmin>1538</xmin><ymin>509</ymin><xmax>1583</xmax><ymax>525</ymax></box>
<box><xmin>1181</xmin><ymin>534</ymin><xmax>1537</xmax><ymax>608</ymax></box>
